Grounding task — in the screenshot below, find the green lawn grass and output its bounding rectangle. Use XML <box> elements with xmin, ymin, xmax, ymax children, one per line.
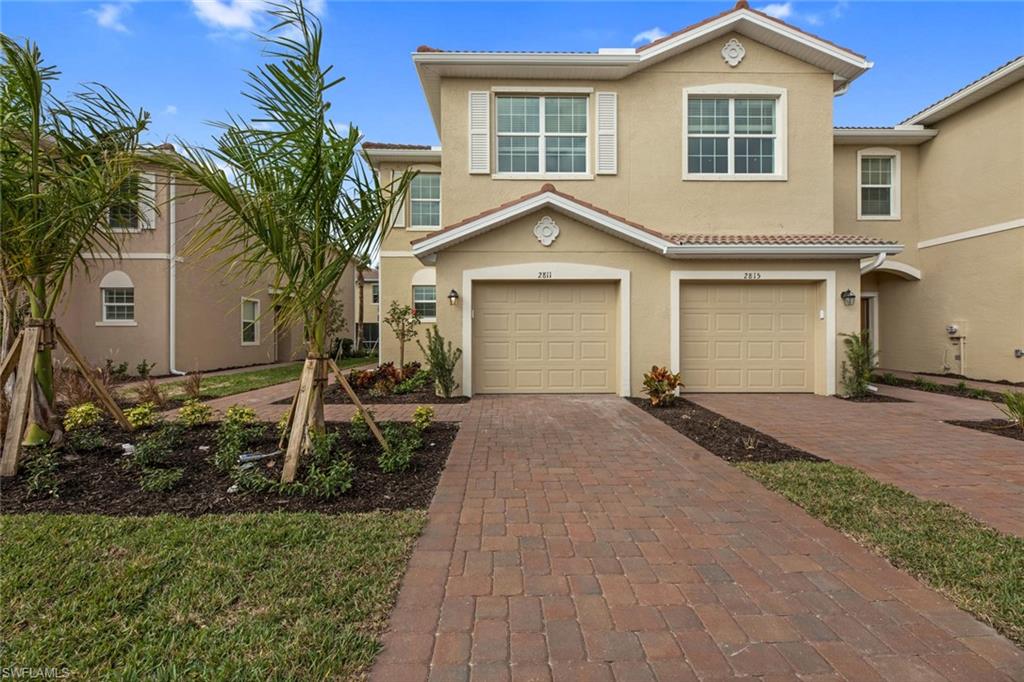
<box><xmin>151</xmin><ymin>355</ymin><xmax>376</xmax><ymax>401</ymax></box>
<box><xmin>738</xmin><ymin>460</ymin><xmax>1024</xmax><ymax>645</ymax></box>
<box><xmin>1</xmin><ymin>510</ymin><xmax>424</xmax><ymax>678</ymax></box>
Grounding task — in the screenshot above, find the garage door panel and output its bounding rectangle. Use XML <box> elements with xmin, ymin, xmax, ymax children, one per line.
<box><xmin>681</xmin><ymin>282</ymin><xmax>815</xmax><ymax>393</ymax></box>
<box><xmin>474</xmin><ymin>281</ymin><xmax>617</xmax><ymax>394</ymax></box>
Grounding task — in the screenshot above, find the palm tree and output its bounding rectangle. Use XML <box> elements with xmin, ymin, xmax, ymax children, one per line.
<box><xmin>157</xmin><ymin>0</ymin><xmax>410</xmax><ymax>481</ymax></box>
<box><xmin>1</xmin><ymin>34</ymin><xmax>149</xmax><ymax>445</ymax></box>
<box><xmin>353</xmin><ymin>252</ymin><xmax>371</xmax><ymax>352</ymax></box>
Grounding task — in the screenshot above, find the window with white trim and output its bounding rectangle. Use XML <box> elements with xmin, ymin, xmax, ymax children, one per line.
<box><xmin>102</xmin><ymin>287</ymin><xmax>134</xmax><ymax>322</ymax></box>
<box><xmin>857</xmin><ymin>148</ymin><xmax>901</xmax><ymax>219</ymax></box>
<box><xmin>241</xmin><ymin>298</ymin><xmax>260</xmax><ymax>345</ymax></box>
<box><xmin>371</xmin><ymin>283</ymin><xmax>379</xmax><ymax>304</ymax></box>
<box><xmin>687</xmin><ymin>97</ymin><xmax>776</xmax><ymax>175</ymax></box>
<box><xmin>496</xmin><ymin>95</ymin><xmax>588</xmax><ymax>175</ymax></box>
<box><xmin>410</xmin><ymin>173</ymin><xmax>441</xmax><ymax>228</ymax></box>
<box><xmin>109</xmin><ymin>176</ymin><xmax>141</xmax><ymax>231</ymax></box>
<box><xmin>412</xmin><ymin>285</ymin><xmax>436</xmax><ymax>320</ymax></box>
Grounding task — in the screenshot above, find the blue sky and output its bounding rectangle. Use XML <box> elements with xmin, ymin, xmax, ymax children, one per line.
<box><xmin>3</xmin><ymin>1</ymin><xmax>1022</xmax><ymax>148</ymax></box>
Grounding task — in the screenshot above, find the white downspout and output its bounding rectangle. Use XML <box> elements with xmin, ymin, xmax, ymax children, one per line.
<box><xmin>168</xmin><ymin>174</ymin><xmax>185</xmax><ymax>375</ymax></box>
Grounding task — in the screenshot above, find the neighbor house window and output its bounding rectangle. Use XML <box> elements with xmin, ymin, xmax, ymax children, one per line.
<box><xmin>496</xmin><ymin>95</ymin><xmax>588</xmax><ymax>175</ymax></box>
<box><xmin>241</xmin><ymin>298</ymin><xmax>260</xmax><ymax>345</ymax></box>
<box><xmin>412</xmin><ymin>285</ymin><xmax>436</xmax><ymax>319</ymax></box>
<box><xmin>371</xmin><ymin>283</ymin><xmax>379</xmax><ymax>304</ymax></box>
<box><xmin>858</xmin><ymin>148</ymin><xmax>901</xmax><ymax>219</ymax></box>
<box><xmin>102</xmin><ymin>287</ymin><xmax>134</xmax><ymax>322</ymax></box>
<box><xmin>684</xmin><ymin>86</ymin><xmax>787</xmax><ymax>180</ymax></box>
<box><xmin>410</xmin><ymin>174</ymin><xmax>441</xmax><ymax>228</ymax></box>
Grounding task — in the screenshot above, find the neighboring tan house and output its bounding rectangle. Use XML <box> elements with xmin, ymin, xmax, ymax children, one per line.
<box><xmin>365</xmin><ymin>2</ymin><xmax>1024</xmax><ymax>394</ymax></box>
<box><xmin>354</xmin><ymin>267</ymin><xmax>381</xmax><ymax>351</ymax></box>
<box><xmin>56</xmin><ymin>154</ymin><xmax>357</xmax><ymax>376</ymax></box>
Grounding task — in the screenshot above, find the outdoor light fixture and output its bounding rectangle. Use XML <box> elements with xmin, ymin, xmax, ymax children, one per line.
<box><xmin>841</xmin><ymin>289</ymin><xmax>856</xmax><ymax>306</ymax></box>
<box><xmin>447</xmin><ymin>289</ymin><xmax>459</xmax><ymax>306</ymax></box>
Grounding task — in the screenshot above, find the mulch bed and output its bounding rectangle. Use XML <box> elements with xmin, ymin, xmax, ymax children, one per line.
<box><xmin>874</xmin><ymin>375</ymin><xmax>1005</xmax><ymax>403</ymax></box>
<box><xmin>276</xmin><ymin>383</ymin><xmax>470</xmax><ymax>405</ymax></box>
<box><xmin>627</xmin><ymin>397</ymin><xmax>824</xmax><ymax>463</ymax></box>
<box><xmin>946</xmin><ymin>419</ymin><xmax>1024</xmax><ymax>442</ymax></box>
<box><xmin>915</xmin><ymin>371</ymin><xmax>1024</xmax><ymax>388</ymax></box>
<box><xmin>836</xmin><ymin>393</ymin><xmax>910</xmax><ymax>403</ymax></box>
<box><xmin>1</xmin><ymin>421</ymin><xmax>458</xmax><ymax>516</ymax></box>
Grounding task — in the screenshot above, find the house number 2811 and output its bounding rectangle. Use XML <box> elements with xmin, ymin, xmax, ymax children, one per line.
<box><xmin>743</xmin><ymin>272</ymin><xmax>762</xmax><ymax>280</ymax></box>
<box><xmin>537</xmin><ymin>271</ymin><xmax>552</xmax><ymax>279</ymax></box>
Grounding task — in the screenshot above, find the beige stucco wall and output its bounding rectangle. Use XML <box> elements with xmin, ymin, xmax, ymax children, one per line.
<box><xmin>437</xmin><ymin>33</ymin><xmax>836</xmax><ymax>235</ymax></box>
<box><xmin>378</xmin><ymin>255</ymin><xmax>435</xmax><ymax>366</ymax></box>
<box><xmin>425</xmin><ymin>209</ymin><xmax>861</xmax><ymax>396</ymax></box>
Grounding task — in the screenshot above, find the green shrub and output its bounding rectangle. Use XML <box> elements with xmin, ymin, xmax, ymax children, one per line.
<box><xmin>840</xmin><ymin>331</ymin><xmax>877</xmax><ymax>398</ymax></box>
<box><xmin>642</xmin><ymin>366</ymin><xmax>683</xmax><ymax>407</ymax></box>
<box><xmin>276</xmin><ymin>413</ymin><xmax>291</xmax><ymax>441</ymax></box>
<box><xmin>417</xmin><ymin>327</ymin><xmax>463</xmax><ymax>398</ymax></box>
<box><xmin>128</xmin><ymin>423</ymin><xmax>183</xmax><ymax>469</ymax></box>
<box><xmin>349</xmin><ymin>409</ymin><xmax>375</xmax><ymax>446</ymax></box>
<box><xmin>969</xmin><ymin>388</ymin><xmax>990</xmax><ymax>400</ymax></box>
<box><xmin>1000</xmin><ymin>391</ymin><xmax>1024</xmax><ymax>429</ymax></box>
<box><xmin>125</xmin><ymin>402</ymin><xmax>160</xmax><ymax>429</ymax></box>
<box><xmin>177</xmin><ymin>399</ymin><xmax>212</xmax><ymax>427</ymax></box>
<box><xmin>878</xmin><ymin>372</ymin><xmax>898</xmax><ymax>386</ymax></box>
<box><xmin>412</xmin><ymin>406</ymin><xmax>433</xmax><ymax>432</ymax></box>
<box><xmin>67</xmin><ymin>428</ymin><xmax>105</xmax><ymax>452</ymax></box>
<box><xmin>24</xmin><ymin>446</ymin><xmax>60</xmax><ymax>498</ymax></box>
<box><xmin>955</xmin><ymin>380</ymin><xmax>968</xmax><ymax>393</ymax></box>
<box><xmin>379</xmin><ymin>422</ymin><xmax>421</xmax><ymax>474</ymax></box>
<box><xmin>63</xmin><ymin>402</ymin><xmax>103</xmax><ymax>431</ymax></box>
<box><xmin>394</xmin><ymin>370</ymin><xmax>429</xmax><ymax>395</ymax></box>
<box><xmin>230</xmin><ymin>466</ymin><xmax>277</xmax><ymax>494</ymax></box>
<box><xmin>297</xmin><ymin>458</ymin><xmax>354</xmax><ymax>498</ymax></box>
<box><xmin>213</xmin><ymin>407</ymin><xmax>263</xmax><ymax>473</ymax></box>
<box><xmin>136</xmin><ymin>359</ymin><xmax>156</xmax><ymax>378</ymax></box>
<box><xmin>140</xmin><ymin>467</ymin><xmax>184</xmax><ymax>493</ymax></box>
<box><xmin>369</xmin><ymin>378</ymin><xmax>395</xmax><ymax>398</ymax></box>
<box><xmin>224</xmin><ymin>405</ymin><xmax>258</xmax><ymax>426</ymax></box>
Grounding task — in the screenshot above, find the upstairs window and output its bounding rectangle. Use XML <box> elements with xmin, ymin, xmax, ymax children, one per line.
<box><xmin>496</xmin><ymin>95</ymin><xmax>588</xmax><ymax>175</ymax></box>
<box><xmin>109</xmin><ymin>177</ymin><xmax>141</xmax><ymax>231</ymax></box>
<box><xmin>410</xmin><ymin>173</ymin><xmax>441</xmax><ymax>228</ymax></box>
<box><xmin>241</xmin><ymin>298</ymin><xmax>260</xmax><ymax>345</ymax></box>
<box><xmin>412</xmin><ymin>285</ymin><xmax>436</xmax><ymax>320</ymax></box>
<box><xmin>371</xmin><ymin>283</ymin><xmax>379</xmax><ymax>304</ymax></box>
<box><xmin>858</xmin><ymin>149</ymin><xmax>901</xmax><ymax>219</ymax></box>
<box><xmin>683</xmin><ymin>86</ymin><xmax>787</xmax><ymax>180</ymax></box>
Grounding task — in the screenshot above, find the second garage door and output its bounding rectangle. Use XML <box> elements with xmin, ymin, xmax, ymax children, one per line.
<box><xmin>681</xmin><ymin>282</ymin><xmax>817</xmax><ymax>392</ymax></box>
<box><xmin>473</xmin><ymin>281</ymin><xmax>617</xmax><ymax>393</ymax></box>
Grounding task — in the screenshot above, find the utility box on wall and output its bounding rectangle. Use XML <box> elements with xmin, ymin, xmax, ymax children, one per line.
<box><xmin>946</xmin><ymin>320</ymin><xmax>968</xmax><ymax>338</ymax></box>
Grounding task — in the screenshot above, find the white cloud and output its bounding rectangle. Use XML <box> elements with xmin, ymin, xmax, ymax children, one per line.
<box><xmin>89</xmin><ymin>3</ymin><xmax>131</xmax><ymax>33</ymax></box>
<box><xmin>190</xmin><ymin>0</ymin><xmax>265</xmax><ymax>31</ymax></box>
<box><xmin>163</xmin><ymin>105</ymin><xmax>178</xmax><ymax>115</ymax></box>
<box><xmin>631</xmin><ymin>27</ymin><xmax>666</xmax><ymax>46</ymax></box>
<box><xmin>758</xmin><ymin>2</ymin><xmax>792</xmax><ymax>19</ymax></box>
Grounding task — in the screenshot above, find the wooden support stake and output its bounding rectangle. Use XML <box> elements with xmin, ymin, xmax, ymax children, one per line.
<box><xmin>281</xmin><ymin>357</ymin><xmax>318</xmax><ymax>484</ymax></box>
<box><xmin>55</xmin><ymin>326</ymin><xmax>131</xmax><ymax>431</ymax></box>
<box><xmin>1</xmin><ymin>327</ymin><xmax>42</xmax><ymax>476</ymax></box>
<box><xmin>278</xmin><ymin>389</ymin><xmax>299</xmax><ymax>450</ymax></box>
<box><xmin>0</xmin><ymin>333</ymin><xmax>23</xmax><ymax>387</ymax></box>
<box><xmin>329</xmin><ymin>358</ymin><xmax>388</xmax><ymax>452</ymax></box>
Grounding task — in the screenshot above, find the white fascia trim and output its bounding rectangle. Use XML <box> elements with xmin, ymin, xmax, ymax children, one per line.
<box><xmin>380</xmin><ymin>250</ymin><xmax>416</xmax><ymax>258</ymax></box>
<box><xmin>492</xmin><ymin>86</ymin><xmax>594</xmax><ymax>93</ymax></box>
<box><xmin>461</xmin><ymin>262</ymin><xmax>630</xmax><ymax>397</ymax></box>
<box><xmin>857</xmin><ymin>148</ymin><xmax>901</xmax><ymax>221</ymax></box>
<box><xmin>412</xmin><ymin>191</ymin><xmax>674</xmax><ymax>259</ymax></box>
<box><xmin>362</xmin><ymin>148</ymin><xmax>442</xmax><ymax>164</ymax></box>
<box><xmin>669</xmin><ymin>270</ymin><xmax>837</xmax><ymax>395</ymax></box>
<box><xmin>917</xmin><ymin>217</ymin><xmax>1024</xmax><ymax>249</ymax></box>
<box><xmin>664</xmin><ymin>243</ymin><xmax>902</xmax><ymax>258</ymax></box>
<box><xmin>859</xmin><ymin>258</ymin><xmax>921</xmax><ymax>281</ymax></box>
<box><xmin>902</xmin><ymin>56</ymin><xmax>1024</xmax><ymax>125</ymax></box>
<box><xmin>833</xmin><ymin>128</ymin><xmax>937</xmax><ymax>145</ymax></box>
<box><xmin>83</xmin><ymin>252</ymin><xmax>175</xmax><ymax>260</ymax></box>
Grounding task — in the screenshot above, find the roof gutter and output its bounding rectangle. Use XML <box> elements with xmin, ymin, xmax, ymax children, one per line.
<box><xmin>663</xmin><ymin>243</ymin><xmax>903</xmax><ymax>259</ymax></box>
<box><xmin>168</xmin><ymin>174</ymin><xmax>185</xmax><ymax>376</ymax></box>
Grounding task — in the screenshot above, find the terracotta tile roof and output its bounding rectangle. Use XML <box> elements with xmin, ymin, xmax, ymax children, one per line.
<box><xmin>900</xmin><ymin>55</ymin><xmax>1024</xmax><ymax>124</ymax></box>
<box><xmin>361</xmin><ymin>268</ymin><xmax>379</xmax><ymax>281</ymax></box>
<box><xmin>362</xmin><ymin>141</ymin><xmax>434</xmax><ymax>150</ymax></box>
<box><xmin>667</xmin><ymin>234</ymin><xmax>897</xmax><ymax>246</ymax></box>
<box><xmin>412</xmin><ymin>183</ymin><xmax>897</xmax><ymax>251</ymax></box>
<box><xmin>637</xmin><ymin>0</ymin><xmax>866</xmax><ymax>60</ymax></box>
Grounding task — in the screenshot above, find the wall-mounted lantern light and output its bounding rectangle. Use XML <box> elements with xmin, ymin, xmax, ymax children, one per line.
<box><xmin>840</xmin><ymin>289</ymin><xmax>856</xmax><ymax>306</ymax></box>
<box><xmin>447</xmin><ymin>289</ymin><xmax>460</xmax><ymax>306</ymax></box>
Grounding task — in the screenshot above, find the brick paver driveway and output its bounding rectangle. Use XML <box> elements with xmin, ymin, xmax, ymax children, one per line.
<box><xmin>372</xmin><ymin>396</ymin><xmax>1022</xmax><ymax>681</ymax></box>
<box><xmin>689</xmin><ymin>387</ymin><xmax>1024</xmax><ymax>537</ymax></box>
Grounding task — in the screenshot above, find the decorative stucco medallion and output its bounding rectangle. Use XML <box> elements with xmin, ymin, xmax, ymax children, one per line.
<box><xmin>533</xmin><ymin>216</ymin><xmax>560</xmax><ymax>247</ymax></box>
<box><xmin>721</xmin><ymin>38</ymin><xmax>746</xmax><ymax>67</ymax></box>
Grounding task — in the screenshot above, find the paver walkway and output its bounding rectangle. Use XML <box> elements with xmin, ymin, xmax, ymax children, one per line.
<box><xmin>371</xmin><ymin>396</ymin><xmax>1023</xmax><ymax>682</ymax></box>
<box><xmin>689</xmin><ymin>387</ymin><xmax>1024</xmax><ymax>536</ymax></box>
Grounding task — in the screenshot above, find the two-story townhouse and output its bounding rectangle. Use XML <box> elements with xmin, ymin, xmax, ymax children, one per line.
<box><xmin>56</xmin><ymin>149</ymin><xmax>358</xmax><ymax>376</ymax></box>
<box><xmin>366</xmin><ymin>0</ymin><xmax>900</xmax><ymax>397</ymax></box>
<box><xmin>836</xmin><ymin>56</ymin><xmax>1024</xmax><ymax>383</ymax></box>
<box><xmin>354</xmin><ymin>266</ymin><xmax>381</xmax><ymax>351</ymax></box>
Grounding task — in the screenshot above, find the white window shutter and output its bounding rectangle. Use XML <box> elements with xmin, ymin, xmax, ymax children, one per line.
<box><xmin>595</xmin><ymin>92</ymin><xmax>618</xmax><ymax>175</ymax></box>
<box><xmin>139</xmin><ymin>172</ymin><xmax>157</xmax><ymax>229</ymax></box>
<box><xmin>391</xmin><ymin>169</ymin><xmax>406</xmax><ymax>228</ymax></box>
<box><xmin>468</xmin><ymin>91</ymin><xmax>490</xmax><ymax>174</ymax></box>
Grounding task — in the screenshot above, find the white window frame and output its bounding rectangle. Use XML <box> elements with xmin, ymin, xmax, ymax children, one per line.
<box><xmin>857</xmin><ymin>147</ymin><xmax>901</xmax><ymax>220</ymax></box>
<box><xmin>682</xmin><ymin>84</ymin><xmax>788</xmax><ymax>182</ymax></box>
<box><xmin>100</xmin><ymin>287</ymin><xmax>136</xmax><ymax>325</ymax></box>
<box><xmin>409</xmin><ymin>173</ymin><xmax>442</xmax><ymax>231</ymax></box>
<box><xmin>241</xmin><ymin>297</ymin><xmax>260</xmax><ymax>346</ymax></box>
<box><xmin>493</xmin><ymin>93</ymin><xmax>592</xmax><ymax>180</ymax></box>
<box><xmin>412</xmin><ymin>285</ymin><xmax>437</xmax><ymax>322</ymax></box>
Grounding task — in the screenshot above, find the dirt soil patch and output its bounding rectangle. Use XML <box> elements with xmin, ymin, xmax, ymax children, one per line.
<box><xmin>281</xmin><ymin>383</ymin><xmax>470</xmax><ymax>405</ymax></box>
<box><xmin>2</xmin><ymin>422</ymin><xmax>458</xmax><ymax>516</ymax></box>
<box><xmin>836</xmin><ymin>393</ymin><xmax>910</xmax><ymax>404</ymax></box>
<box><xmin>947</xmin><ymin>419</ymin><xmax>1024</xmax><ymax>443</ymax></box>
<box><xmin>628</xmin><ymin>397</ymin><xmax>824</xmax><ymax>463</ymax></box>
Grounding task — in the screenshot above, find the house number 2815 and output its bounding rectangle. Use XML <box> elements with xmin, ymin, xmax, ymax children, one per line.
<box><xmin>537</xmin><ymin>271</ymin><xmax>552</xmax><ymax>279</ymax></box>
<box><xmin>743</xmin><ymin>272</ymin><xmax>762</xmax><ymax>280</ymax></box>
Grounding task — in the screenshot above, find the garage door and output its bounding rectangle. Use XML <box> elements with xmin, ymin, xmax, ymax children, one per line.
<box><xmin>473</xmin><ymin>281</ymin><xmax>617</xmax><ymax>393</ymax></box>
<box><xmin>680</xmin><ymin>282</ymin><xmax>816</xmax><ymax>392</ymax></box>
